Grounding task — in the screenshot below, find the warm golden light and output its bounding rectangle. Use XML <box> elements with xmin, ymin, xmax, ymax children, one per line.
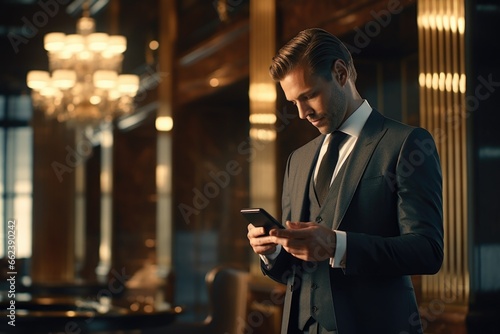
<box><xmin>90</xmin><ymin>95</ymin><xmax>101</xmax><ymax>105</ymax></box>
<box><xmin>439</xmin><ymin>72</ymin><xmax>446</xmax><ymax>92</ymax></box>
<box><xmin>101</xmin><ymin>129</ymin><xmax>113</xmax><ymax>149</ymax></box>
<box><xmin>44</xmin><ymin>32</ymin><xmax>65</xmax><ymax>52</ymax></box>
<box><xmin>149</xmin><ymin>40</ymin><xmax>159</xmax><ymax>50</ymax></box>
<box><xmin>27</xmin><ymin>71</ymin><xmax>50</xmax><ymax>90</ymax></box>
<box><xmin>118</xmin><ymin>74</ymin><xmax>140</xmax><ymax>96</ymax></box>
<box><xmin>250</xmin><ymin>128</ymin><xmax>276</xmax><ymax>141</ymax></box>
<box><xmin>249</xmin><ymin>83</ymin><xmax>276</xmax><ymax>102</ymax></box>
<box><xmin>417</xmin><ymin>13</ymin><xmax>465</xmax><ymax>33</ymax></box>
<box><xmin>94</xmin><ymin>70</ymin><xmax>118</xmax><ymax>89</ymax></box>
<box><xmin>209</xmin><ymin>78</ymin><xmax>220</xmax><ymax>87</ymax></box>
<box><xmin>249</xmin><ymin>113</ymin><xmax>277</xmax><ymax>124</ymax></box>
<box><xmin>156</xmin><ymin>164</ymin><xmax>170</xmax><ymax>189</ymax></box>
<box><xmin>66</xmin><ymin>311</ymin><xmax>77</xmax><ymax>317</ymax></box>
<box><xmin>458</xmin><ymin>17</ymin><xmax>465</xmax><ymax>35</ymax></box>
<box><xmin>107</xmin><ymin>35</ymin><xmax>127</xmax><ymax>54</ymax></box>
<box><xmin>40</xmin><ymin>86</ymin><xmax>58</xmax><ymax>97</ymax></box>
<box><xmin>87</xmin><ymin>33</ymin><xmax>109</xmax><ymax>51</ymax></box>
<box><xmin>418</xmin><ymin>0</ymin><xmax>468</xmax><ymax>305</ymax></box>
<box><xmin>460</xmin><ymin>74</ymin><xmax>466</xmax><ymax>94</ymax></box>
<box><xmin>155</xmin><ymin>116</ymin><xmax>174</xmax><ymax>132</ymax></box>
<box><xmin>65</xmin><ymin>34</ymin><xmax>85</xmax><ymax>53</ymax></box>
<box><xmin>418</xmin><ymin>72</ymin><xmax>466</xmax><ymax>93</ymax></box>
<box><xmin>145</xmin><ymin>239</ymin><xmax>155</xmax><ymax>248</ymax></box>
<box><xmin>26</xmin><ymin>14</ymin><xmax>139</xmax><ymax>126</ymax></box>
<box><xmin>453</xmin><ymin>73</ymin><xmax>460</xmax><ymax>93</ymax></box>
<box><xmin>52</xmin><ymin>70</ymin><xmax>76</xmax><ymax>89</ymax></box>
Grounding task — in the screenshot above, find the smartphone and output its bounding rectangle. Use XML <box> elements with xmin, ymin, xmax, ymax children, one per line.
<box><xmin>240</xmin><ymin>208</ymin><xmax>285</xmax><ymax>234</ymax></box>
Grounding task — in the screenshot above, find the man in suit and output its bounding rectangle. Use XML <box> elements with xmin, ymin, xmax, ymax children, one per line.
<box><xmin>246</xmin><ymin>28</ymin><xmax>444</xmax><ymax>334</ymax></box>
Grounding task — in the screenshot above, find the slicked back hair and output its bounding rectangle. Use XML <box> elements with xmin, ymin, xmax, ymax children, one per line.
<box><xmin>269</xmin><ymin>28</ymin><xmax>357</xmax><ymax>83</ymax></box>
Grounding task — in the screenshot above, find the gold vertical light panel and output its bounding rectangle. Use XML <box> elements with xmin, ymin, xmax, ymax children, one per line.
<box><xmin>156</xmin><ymin>0</ymin><xmax>176</xmax><ymax>290</ymax></box>
<box><xmin>249</xmin><ymin>0</ymin><xmax>276</xmax><ymax>273</ymax></box>
<box><xmin>418</xmin><ymin>0</ymin><xmax>468</xmax><ymax>304</ymax></box>
<box><xmin>96</xmin><ymin>121</ymin><xmax>114</xmax><ymax>283</ymax></box>
<box><xmin>74</xmin><ymin>127</ymin><xmax>86</xmax><ymax>279</ymax></box>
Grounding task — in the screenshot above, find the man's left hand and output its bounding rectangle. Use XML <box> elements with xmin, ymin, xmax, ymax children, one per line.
<box><xmin>269</xmin><ymin>221</ymin><xmax>337</xmax><ymax>262</ymax></box>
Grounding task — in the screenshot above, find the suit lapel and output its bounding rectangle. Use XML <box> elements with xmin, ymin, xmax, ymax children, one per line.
<box><xmin>333</xmin><ymin>110</ymin><xmax>387</xmax><ymax>230</ymax></box>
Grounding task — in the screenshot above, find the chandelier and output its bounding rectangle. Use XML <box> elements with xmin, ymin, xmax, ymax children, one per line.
<box><xmin>26</xmin><ymin>2</ymin><xmax>139</xmax><ymax>127</ymax></box>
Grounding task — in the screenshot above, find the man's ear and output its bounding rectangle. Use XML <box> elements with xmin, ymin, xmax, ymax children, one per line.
<box><xmin>332</xmin><ymin>59</ymin><xmax>348</xmax><ymax>86</ymax></box>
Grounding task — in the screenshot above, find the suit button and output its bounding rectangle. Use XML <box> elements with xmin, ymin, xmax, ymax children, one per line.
<box><xmin>311</xmin><ymin>283</ymin><xmax>318</xmax><ymax>290</ymax></box>
<box><xmin>316</xmin><ymin>216</ymin><xmax>323</xmax><ymax>223</ymax></box>
<box><xmin>312</xmin><ymin>306</ymin><xmax>318</xmax><ymax>313</ymax></box>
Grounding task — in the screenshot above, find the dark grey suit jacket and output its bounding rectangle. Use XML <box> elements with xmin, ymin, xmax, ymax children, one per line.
<box><xmin>263</xmin><ymin>110</ymin><xmax>444</xmax><ymax>334</ymax></box>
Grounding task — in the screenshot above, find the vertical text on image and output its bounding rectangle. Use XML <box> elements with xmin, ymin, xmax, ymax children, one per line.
<box><xmin>6</xmin><ymin>219</ymin><xmax>17</xmax><ymax>327</ymax></box>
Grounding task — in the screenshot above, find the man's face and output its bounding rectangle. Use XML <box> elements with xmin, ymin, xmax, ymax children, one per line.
<box><xmin>280</xmin><ymin>64</ymin><xmax>347</xmax><ymax>134</ymax></box>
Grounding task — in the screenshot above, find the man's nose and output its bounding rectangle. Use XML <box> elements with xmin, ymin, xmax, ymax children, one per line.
<box><xmin>296</xmin><ymin>101</ymin><xmax>311</xmax><ymax>119</ymax></box>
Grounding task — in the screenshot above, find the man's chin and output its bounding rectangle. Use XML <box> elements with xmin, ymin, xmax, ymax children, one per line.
<box><xmin>315</xmin><ymin>124</ymin><xmax>331</xmax><ymax>134</ymax></box>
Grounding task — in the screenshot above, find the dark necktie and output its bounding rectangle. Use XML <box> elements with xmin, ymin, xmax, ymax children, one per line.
<box><xmin>315</xmin><ymin>131</ymin><xmax>347</xmax><ymax>204</ymax></box>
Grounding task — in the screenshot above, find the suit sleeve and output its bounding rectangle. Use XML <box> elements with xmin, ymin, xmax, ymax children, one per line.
<box><xmin>260</xmin><ymin>151</ymin><xmax>302</xmax><ymax>284</ymax></box>
<box><xmin>345</xmin><ymin>128</ymin><xmax>444</xmax><ymax>276</ymax></box>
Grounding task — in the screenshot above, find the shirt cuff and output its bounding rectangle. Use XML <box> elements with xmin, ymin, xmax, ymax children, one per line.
<box><xmin>260</xmin><ymin>245</ymin><xmax>282</xmax><ymax>269</ymax></box>
<box><xmin>329</xmin><ymin>230</ymin><xmax>347</xmax><ymax>268</ymax></box>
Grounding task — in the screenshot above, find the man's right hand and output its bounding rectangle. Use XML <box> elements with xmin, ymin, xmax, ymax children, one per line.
<box><xmin>247</xmin><ymin>223</ymin><xmax>279</xmax><ymax>255</ymax></box>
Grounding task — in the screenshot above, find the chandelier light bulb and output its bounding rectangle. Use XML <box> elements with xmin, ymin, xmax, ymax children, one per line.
<box><xmin>44</xmin><ymin>32</ymin><xmax>66</xmax><ymax>52</ymax></box>
<box><xmin>107</xmin><ymin>35</ymin><xmax>127</xmax><ymax>54</ymax></box>
<box><xmin>90</xmin><ymin>95</ymin><xmax>102</xmax><ymax>105</ymax></box>
<box><xmin>117</xmin><ymin>74</ymin><xmax>140</xmax><ymax>96</ymax></box>
<box><xmin>52</xmin><ymin>69</ymin><xmax>77</xmax><ymax>89</ymax></box>
<box><xmin>27</xmin><ymin>71</ymin><xmax>50</xmax><ymax>90</ymax></box>
<box><xmin>87</xmin><ymin>33</ymin><xmax>109</xmax><ymax>52</ymax></box>
<box><xmin>77</xmin><ymin>50</ymin><xmax>93</xmax><ymax>60</ymax></box>
<box><xmin>65</xmin><ymin>34</ymin><xmax>85</xmax><ymax>54</ymax></box>
<box><xmin>108</xmin><ymin>89</ymin><xmax>121</xmax><ymax>101</ymax></box>
<box><xmin>57</xmin><ymin>49</ymin><xmax>73</xmax><ymax>60</ymax></box>
<box><xmin>39</xmin><ymin>83</ymin><xmax>58</xmax><ymax>97</ymax></box>
<box><xmin>94</xmin><ymin>70</ymin><xmax>118</xmax><ymax>89</ymax></box>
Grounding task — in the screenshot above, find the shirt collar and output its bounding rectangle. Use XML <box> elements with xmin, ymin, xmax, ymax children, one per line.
<box><xmin>337</xmin><ymin>100</ymin><xmax>372</xmax><ymax>138</ymax></box>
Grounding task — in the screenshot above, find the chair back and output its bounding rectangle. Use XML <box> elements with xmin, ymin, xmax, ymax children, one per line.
<box><xmin>205</xmin><ymin>266</ymin><xmax>249</xmax><ymax>333</ymax></box>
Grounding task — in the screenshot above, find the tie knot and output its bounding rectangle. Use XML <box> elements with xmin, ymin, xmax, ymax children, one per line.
<box><xmin>328</xmin><ymin>131</ymin><xmax>347</xmax><ymax>147</ymax></box>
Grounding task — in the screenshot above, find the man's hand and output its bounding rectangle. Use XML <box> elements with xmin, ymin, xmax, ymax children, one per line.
<box><xmin>269</xmin><ymin>221</ymin><xmax>337</xmax><ymax>262</ymax></box>
<box><xmin>247</xmin><ymin>224</ymin><xmax>279</xmax><ymax>255</ymax></box>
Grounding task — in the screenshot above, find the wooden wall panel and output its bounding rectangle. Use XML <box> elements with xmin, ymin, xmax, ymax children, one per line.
<box><xmin>31</xmin><ymin>113</ymin><xmax>75</xmax><ymax>283</ymax></box>
<box><xmin>112</xmin><ymin>120</ymin><xmax>157</xmax><ymax>279</ymax></box>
